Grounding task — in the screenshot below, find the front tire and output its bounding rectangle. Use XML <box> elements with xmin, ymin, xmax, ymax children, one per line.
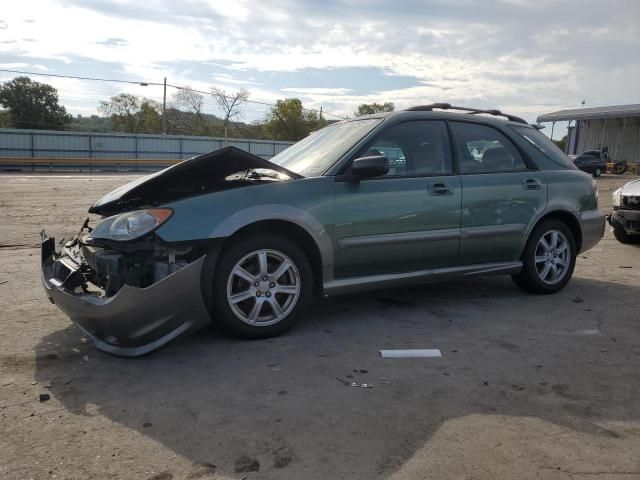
<box><xmin>512</xmin><ymin>220</ymin><xmax>576</xmax><ymax>294</ymax></box>
<box><xmin>594</xmin><ymin>167</ymin><xmax>602</xmax><ymax>177</ymax></box>
<box><xmin>210</xmin><ymin>234</ymin><xmax>313</xmax><ymax>338</ymax></box>
<box><xmin>613</xmin><ymin>226</ymin><xmax>632</xmax><ymax>244</ymax></box>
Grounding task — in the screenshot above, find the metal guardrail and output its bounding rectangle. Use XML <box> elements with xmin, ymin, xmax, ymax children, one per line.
<box><xmin>0</xmin><ymin>157</ymin><xmax>181</xmax><ymax>172</ymax></box>
<box><xmin>0</xmin><ymin>128</ymin><xmax>293</xmax><ymax>171</ymax></box>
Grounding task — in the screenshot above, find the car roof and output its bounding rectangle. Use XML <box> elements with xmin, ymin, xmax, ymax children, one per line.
<box><xmin>343</xmin><ymin>109</ymin><xmax>534</xmax><ymax>129</ymax></box>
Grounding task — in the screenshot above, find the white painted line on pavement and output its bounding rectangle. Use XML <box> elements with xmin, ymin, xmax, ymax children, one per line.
<box><xmin>380</xmin><ymin>349</ymin><xmax>442</xmax><ymax>358</ymax></box>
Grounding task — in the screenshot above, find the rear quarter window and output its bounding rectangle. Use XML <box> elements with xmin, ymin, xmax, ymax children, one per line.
<box><xmin>511</xmin><ymin>126</ymin><xmax>577</xmax><ymax>170</ymax></box>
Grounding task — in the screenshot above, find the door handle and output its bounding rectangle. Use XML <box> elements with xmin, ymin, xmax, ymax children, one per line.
<box><xmin>428</xmin><ymin>182</ymin><xmax>454</xmax><ymax>196</ymax></box>
<box><xmin>522</xmin><ymin>178</ymin><xmax>542</xmax><ymax>190</ymax></box>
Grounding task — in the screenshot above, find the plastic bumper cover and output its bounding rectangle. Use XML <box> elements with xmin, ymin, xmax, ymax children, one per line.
<box><xmin>579</xmin><ymin>209</ymin><xmax>605</xmax><ymax>253</ymax></box>
<box><xmin>41</xmin><ymin>237</ymin><xmax>211</xmax><ymax>357</ymax></box>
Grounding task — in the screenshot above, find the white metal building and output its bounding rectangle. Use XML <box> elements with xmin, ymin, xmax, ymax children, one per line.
<box><xmin>537</xmin><ymin>104</ymin><xmax>640</xmax><ymax>163</ymax></box>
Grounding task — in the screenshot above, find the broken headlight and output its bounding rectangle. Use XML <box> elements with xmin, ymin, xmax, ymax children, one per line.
<box><xmin>612</xmin><ymin>188</ymin><xmax>622</xmax><ymax>208</ymax></box>
<box><xmin>91</xmin><ymin>208</ymin><xmax>173</xmax><ymax>241</ymax></box>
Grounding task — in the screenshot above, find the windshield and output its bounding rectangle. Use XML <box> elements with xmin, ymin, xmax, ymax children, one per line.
<box><xmin>269</xmin><ymin>118</ymin><xmax>382</xmax><ymax>177</ymax></box>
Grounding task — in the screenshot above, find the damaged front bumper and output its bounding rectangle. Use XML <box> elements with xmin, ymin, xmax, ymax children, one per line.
<box><xmin>41</xmin><ymin>235</ymin><xmax>211</xmax><ymax>357</ymax></box>
<box><xmin>607</xmin><ymin>209</ymin><xmax>640</xmax><ymax>236</ymax></box>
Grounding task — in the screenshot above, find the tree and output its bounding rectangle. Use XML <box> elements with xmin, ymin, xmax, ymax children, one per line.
<box><xmin>553</xmin><ymin>135</ymin><xmax>567</xmax><ymax>153</ymax></box>
<box><xmin>211</xmin><ymin>88</ymin><xmax>249</xmax><ymax>138</ymax></box>
<box><xmin>264</xmin><ymin>98</ymin><xmax>326</xmax><ymax>141</ymax></box>
<box><xmin>98</xmin><ymin>93</ymin><xmax>162</xmax><ymax>134</ymax></box>
<box><xmin>0</xmin><ymin>76</ymin><xmax>71</xmax><ymax>130</ymax></box>
<box><xmin>0</xmin><ymin>110</ymin><xmax>11</xmax><ymax>128</ymax></box>
<box><xmin>167</xmin><ymin>87</ymin><xmax>220</xmax><ymax>136</ymax></box>
<box><xmin>355</xmin><ymin>102</ymin><xmax>395</xmax><ymax>116</ymax></box>
<box><xmin>69</xmin><ymin>114</ymin><xmax>112</xmax><ymax>133</ymax></box>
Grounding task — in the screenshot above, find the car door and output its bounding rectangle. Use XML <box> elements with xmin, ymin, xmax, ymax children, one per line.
<box><xmin>449</xmin><ymin>121</ymin><xmax>548</xmax><ymax>265</ymax></box>
<box><xmin>333</xmin><ymin>120</ymin><xmax>462</xmax><ymax>278</ymax></box>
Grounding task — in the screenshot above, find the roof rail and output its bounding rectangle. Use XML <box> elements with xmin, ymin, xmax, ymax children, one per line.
<box><xmin>405</xmin><ymin>103</ymin><xmax>528</xmax><ymax>124</ymax></box>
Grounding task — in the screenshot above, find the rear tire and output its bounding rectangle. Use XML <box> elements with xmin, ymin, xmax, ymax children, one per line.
<box><xmin>512</xmin><ymin>220</ymin><xmax>576</xmax><ymax>294</ymax></box>
<box><xmin>210</xmin><ymin>233</ymin><xmax>313</xmax><ymax>339</ymax></box>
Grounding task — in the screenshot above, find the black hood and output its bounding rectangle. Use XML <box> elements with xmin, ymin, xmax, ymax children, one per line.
<box><xmin>89</xmin><ymin>146</ymin><xmax>301</xmax><ymax>216</ymax></box>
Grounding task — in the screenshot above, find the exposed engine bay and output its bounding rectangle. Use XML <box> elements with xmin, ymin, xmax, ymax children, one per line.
<box><xmin>47</xmin><ymin>221</ymin><xmax>209</xmax><ymax>298</ymax></box>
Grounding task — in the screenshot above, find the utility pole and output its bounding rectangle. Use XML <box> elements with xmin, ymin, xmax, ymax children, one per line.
<box><xmin>162</xmin><ymin>77</ymin><xmax>167</xmax><ymax>134</ymax></box>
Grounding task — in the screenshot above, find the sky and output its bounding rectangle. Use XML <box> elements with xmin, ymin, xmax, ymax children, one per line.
<box><xmin>1</xmin><ymin>0</ymin><xmax>639</xmax><ymax>136</ymax></box>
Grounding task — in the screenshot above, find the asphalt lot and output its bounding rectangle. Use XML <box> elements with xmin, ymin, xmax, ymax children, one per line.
<box><xmin>1</xmin><ymin>173</ymin><xmax>639</xmax><ymax>480</ymax></box>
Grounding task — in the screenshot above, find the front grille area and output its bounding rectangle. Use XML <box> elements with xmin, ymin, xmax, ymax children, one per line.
<box><xmin>623</xmin><ymin>196</ymin><xmax>640</xmax><ymax>210</ymax></box>
<box><xmin>626</xmin><ymin>220</ymin><xmax>640</xmax><ymax>232</ymax></box>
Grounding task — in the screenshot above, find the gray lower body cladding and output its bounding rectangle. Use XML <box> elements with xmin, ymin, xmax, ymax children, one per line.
<box><xmin>41</xmin><ymin>237</ymin><xmax>211</xmax><ymax>357</ymax></box>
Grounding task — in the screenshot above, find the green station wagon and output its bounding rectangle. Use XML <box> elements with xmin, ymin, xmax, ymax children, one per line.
<box><xmin>41</xmin><ymin>104</ymin><xmax>605</xmax><ymax>356</ymax></box>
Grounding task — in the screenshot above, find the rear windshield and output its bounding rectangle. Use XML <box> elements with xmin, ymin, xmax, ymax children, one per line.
<box><xmin>510</xmin><ymin>126</ymin><xmax>577</xmax><ymax>170</ymax></box>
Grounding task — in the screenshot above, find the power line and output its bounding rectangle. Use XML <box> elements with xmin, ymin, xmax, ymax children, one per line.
<box><xmin>0</xmin><ymin>68</ymin><xmax>162</xmax><ymax>86</ymax></box>
<box><xmin>0</xmin><ymin>68</ymin><xmax>348</xmax><ymax>120</ymax></box>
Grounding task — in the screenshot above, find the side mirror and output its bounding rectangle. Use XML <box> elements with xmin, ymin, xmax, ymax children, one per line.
<box><xmin>351</xmin><ymin>155</ymin><xmax>389</xmax><ymax>180</ymax></box>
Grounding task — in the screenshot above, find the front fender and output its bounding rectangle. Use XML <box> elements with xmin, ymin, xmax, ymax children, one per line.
<box><xmin>209</xmin><ymin>204</ymin><xmax>335</xmax><ymax>270</ymax></box>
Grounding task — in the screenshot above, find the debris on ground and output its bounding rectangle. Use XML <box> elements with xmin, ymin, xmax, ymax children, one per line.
<box><xmin>39</xmin><ymin>393</ymin><xmax>50</xmax><ymax>402</ymax></box>
<box><xmin>511</xmin><ymin>384</ymin><xmax>525</xmax><ymax>391</ymax></box>
<box><xmin>336</xmin><ymin>377</ymin><xmax>373</xmax><ymax>388</ymax></box>
<box><xmin>234</xmin><ymin>455</ymin><xmax>260</xmax><ymax>473</ymax></box>
<box><xmin>572</xmin><ymin>296</ymin><xmax>584</xmax><ymax>303</ymax></box>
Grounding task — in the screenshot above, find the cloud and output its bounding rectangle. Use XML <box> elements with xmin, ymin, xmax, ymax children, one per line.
<box><xmin>95</xmin><ymin>37</ymin><xmax>128</xmax><ymax>47</ymax></box>
<box><xmin>281</xmin><ymin>87</ymin><xmax>354</xmax><ymax>95</ymax></box>
<box><xmin>0</xmin><ymin>0</ymin><xmax>638</xmax><ymax>127</ymax></box>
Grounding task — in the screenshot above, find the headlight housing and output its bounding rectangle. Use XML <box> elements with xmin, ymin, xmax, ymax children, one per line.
<box><xmin>612</xmin><ymin>188</ymin><xmax>622</xmax><ymax>208</ymax></box>
<box><xmin>91</xmin><ymin>208</ymin><xmax>173</xmax><ymax>241</ymax></box>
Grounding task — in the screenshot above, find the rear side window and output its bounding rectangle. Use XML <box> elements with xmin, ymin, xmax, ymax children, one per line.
<box><xmin>450</xmin><ymin>122</ymin><xmax>527</xmax><ymax>174</ymax></box>
<box><xmin>510</xmin><ymin>126</ymin><xmax>577</xmax><ymax>170</ymax></box>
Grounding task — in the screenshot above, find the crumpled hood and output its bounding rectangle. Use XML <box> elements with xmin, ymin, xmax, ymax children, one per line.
<box><xmin>89</xmin><ymin>146</ymin><xmax>301</xmax><ymax>216</ymax></box>
<box><xmin>619</xmin><ymin>179</ymin><xmax>640</xmax><ymax>196</ymax></box>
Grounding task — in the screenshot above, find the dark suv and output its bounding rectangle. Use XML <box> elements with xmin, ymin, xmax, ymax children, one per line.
<box><xmin>569</xmin><ymin>150</ymin><xmax>607</xmax><ymax>177</ymax></box>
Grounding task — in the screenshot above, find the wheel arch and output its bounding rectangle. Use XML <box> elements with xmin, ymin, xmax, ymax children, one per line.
<box><xmin>522</xmin><ymin>210</ymin><xmax>583</xmax><ymax>256</ymax></box>
<box><xmin>209</xmin><ymin>205</ymin><xmax>333</xmax><ymax>294</ymax></box>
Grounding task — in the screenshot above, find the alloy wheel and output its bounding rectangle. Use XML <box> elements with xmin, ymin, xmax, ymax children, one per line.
<box><xmin>226</xmin><ymin>249</ymin><xmax>301</xmax><ymax>326</ymax></box>
<box><xmin>534</xmin><ymin>230</ymin><xmax>571</xmax><ymax>285</ymax></box>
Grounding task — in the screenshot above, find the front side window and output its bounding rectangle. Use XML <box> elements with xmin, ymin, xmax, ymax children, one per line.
<box><xmin>451</xmin><ymin>122</ymin><xmax>526</xmax><ymax>174</ymax></box>
<box><xmin>355</xmin><ymin>120</ymin><xmax>452</xmax><ymax>177</ymax></box>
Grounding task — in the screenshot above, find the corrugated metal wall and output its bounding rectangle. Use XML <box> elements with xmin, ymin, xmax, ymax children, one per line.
<box><xmin>577</xmin><ymin>118</ymin><xmax>640</xmax><ymax>162</ymax></box>
<box><xmin>0</xmin><ymin>129</ymin><xmax>293</xmax><ymax>160</ymax></box>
